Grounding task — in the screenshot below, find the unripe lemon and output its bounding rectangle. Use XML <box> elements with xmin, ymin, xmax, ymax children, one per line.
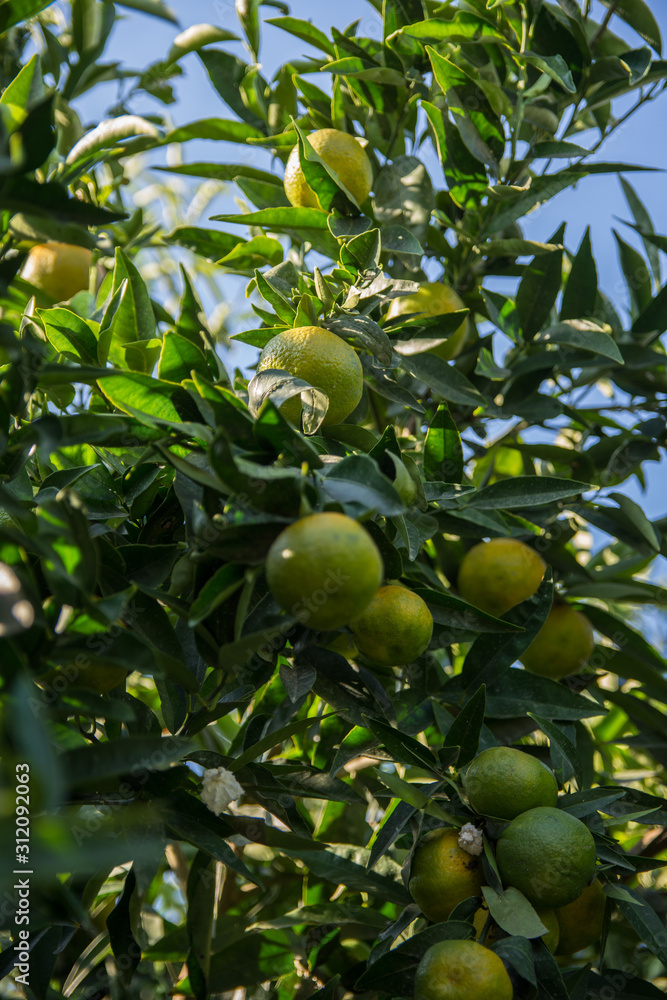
<box><xmin>265</xmin><ymin>512</ymin><xmax>383</xmax><ymax>630</ymax></box>
<box><xmin>257</xmin><ymin>326</ymin><xmax>363</xmax><ymax>427</ymax></box>
<box><xmin>555</xmin><ymin>879</ymin><xmax>606</xmax><ymax>955</ymax></box>
<box><xmin>349</xmin><ymin>584</ymin><xmax>433</xmax><ymax>666</ymax></box>
<box><xmin>520</xmin><ymin>603</ymin><xmax>595</xmax><ymax>679</ymax></box>
<box><xmin>496</xmin><ymin>806</ymin><xmax>597</xmax><ymax>909</ymax></box>
<box><xmin>21</xmin><ymin>242</ymin><xmax>91</xmax><ymax>301</ymax></box>
<box><xmin>284</xmin><ymin>128</ymin><xmax>373</xmax><ymax>209</ymax></box>
<box><xmin>457</xmin><ymin>537</ymin><xmax>546</xmax><ymax>617</ymax></box>
<box><xmin>409</xmin><ymin>827</ymin><xmax>483</xmax><ymax>923</ymax></box>
<box><xmin>386</xmin><ymin>282</ymin><xmax>468</xmax><ymax>361</ymax></box>
<box><xmin>463</xmin><ymin>747</ymin><xmax>558</xmax><ymax>821</ymax></box>
<box><xmin>415</xmin><ymin>939</ymin><xmax>513</xmax><ymax>1000</ymax></box>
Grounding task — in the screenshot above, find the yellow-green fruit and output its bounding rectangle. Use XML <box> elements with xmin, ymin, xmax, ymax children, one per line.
<box><xmin>463</xmin><ymin>747</ymin><xmax>558</xmax><ymax>821</ymax></box>
<box><xmin>21</xmin><ymin>242</ymin><xmax>91</xmax><ymax>301</ymax></box>
<box><xmin>537</xmin><ymin>909</ymin><xmax>560</xmax><ymax>954</ymax></box>
<box><xmin>349</xmin><ymin>585</ymin><xmax>433</xmax><ymax>666</ymax></box>
<box><xmin>386</xmin><ymin>282</ymin><xmax>468</xmax><ymax>361</ymax></box>
<box><xmin>555</xmin><ymin>880</ymin><xmax>606</xmax><ymax>955</ymax></box>
<box><xmin>415</xmin><ymin>939</ymin><xmax>513</xmax><ymax>1000</ymax></box>
<box><xmin>496</xmin><ymin>807</ymin><xmax>597</xmax><ymax>909</ymax></box>
<box><xmin>265</xmin><ymin>512</ymin><xmax>383</xmax><ymax>630</ymax></box>
<box><xmin>325</xmin><ymin>632</ymin><xmax>359</xmax><ymax>660</ymax></box>
<box><xmin>257</xmin><ymin>326</ymin><xmax>363</xmax><ymax>427</ymax></box>
<box><xmin>409</xmin><ymin>827</ymin><xmax>483</xmax><ymax>923</ymax></box>
<box><xmin>520</xmin><ymin>604</ymin><xmax>595</xmax><ymax>680</ymax></box>
<box><xmin>457</xmin><ymin>537</ymin><xmax>546</xmax><ymax>618</ymax></box>
<box><xmin>284</xmin><ymin>128</ymin><xmax>373</xmax><ymax>209</ymax></box>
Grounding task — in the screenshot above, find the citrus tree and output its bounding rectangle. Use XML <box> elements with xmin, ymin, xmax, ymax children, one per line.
<box><xmin>1</xmin><ymin>0</ymin><xmax>667</xmax><ymax>997</ymax></box>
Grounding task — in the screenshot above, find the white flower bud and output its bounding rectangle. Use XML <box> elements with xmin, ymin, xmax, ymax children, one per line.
<box><xmin>201</xmin><ymin>767</ymin><xmax>243</xmax><ymax>817</ymax></box>
<box><xmin>458</xmin><ymin>822</ymin><xmax>484</xmax><ymax>856</ymax></box>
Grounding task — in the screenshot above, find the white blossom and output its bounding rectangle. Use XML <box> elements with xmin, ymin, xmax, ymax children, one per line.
<box><xmin>201</xmin><ymin>767</ymin><xmax>243</xmax><ymax>817</ymax></box>
<box><xmin>458</xmin><ymin>823</ymin><xmax>484</xmax><ymax>856</ymax></box>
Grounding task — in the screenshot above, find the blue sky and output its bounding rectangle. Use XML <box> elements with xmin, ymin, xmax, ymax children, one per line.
<box><xmin>69</xmin><ymin>0</ymin><xmax>667</xmax><ymax>517</ymax></box>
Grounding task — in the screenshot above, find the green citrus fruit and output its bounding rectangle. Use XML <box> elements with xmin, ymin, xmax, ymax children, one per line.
<box><xmin>463</xmin><ymin>747</ymin><xmax>558</xmax><ymax>821</ymax></box>
<box><xmin>257</xmin><ymin>326</ymin><xmax>363</xmax><ymax>427</ymax></box>
<box><xmin>325</xmin><ymin>632</ymin><xmax>359</xmax><ymax>660</ymax></box>
<box><xmin>349</xmin><ymin>585</ymin><xmax>433</xmax><ymax>666</ymax></box>
<box><xmin>265</xmin><ymin>512</ymin><xmax>383</xmax><ymax>630</ymax></box>
<box><xmin>284</xmin><ymin>128</ymin><xmax>373</xmax><ymax>209</ymax></box>
<box><xmin>414</xmin><ymin>939</ymin><xmax>513</xmax><ymax>1000</ymax></box>
<box><xmin>537</xmin><ymin>908</ymin><xmax>560</xmax><ymax>953</ymax></box>
<box><xmin>496</xmin><ymin>807</ymin><xmax>597</xmax><ymax>909</ymax></box>
<box><xmin>409</xmin><ymin>827</ymin><xmax>483</xmax><ymax>923</ymax></box>
<box><xmin>21</xmin><ymin>242</ymin><xmax>91</xmax><ymax>301</ymax></box>
<box><xmin>520</xmin><ymin>604</ymin><xmax>595</xmax><ymax>679</ymax></box>
<box><xmin>457</xmin><ymin>537</ymin><xmax>546</xmax><ymax>617</ymax></box>
<box><xmin>386</xmin><ymin>282</ymin><xmax>468</xmax><ymax>361</ymax></box>
<box><xmin>555</xmin><ymin>879</ymin><xmax>606</xmax><ymax>955</ymax></box>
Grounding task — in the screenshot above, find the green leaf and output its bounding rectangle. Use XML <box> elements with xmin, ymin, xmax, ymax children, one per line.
<box><xmin>229</xmin><ymin>715</ymin><xmax>328</xmax><ymax>772</ymax></box>
<box><xmin>107</xmin><ymin>868</ymin><xmax>140</xmax><ymax>985</ymax></box>
<box><xmin>373</xmin><ymin>155</ymin><xmax>434</xmax><ymax>233</ymax></box>
<box><xmin>614</xmin><ymin>229</ymin><xmax>653</xmax><ymax>315</ymax></box>
<box><xmin>115</xmin><ymin>0</ymin><xmax>177</xmax><ymax>21</ymax></box>
<box><xmin>521</xmin><ymin>51</ymin><xmax>576</xmax><ymax>92</ymax></box>
<box><xmin>98</xmin><ymin>373</ymin><xmax>197</xmax><ymax>425</ymax></box>
<box><xmin>286</xmin><ymin>847</ymin><xmax>410</xmax><ymax>906</ymax></box>
<box><xmin>0</xmin><ymin>54</ymin><xmax>44</xmax><ymax>123</ymax></box>
<box><xmin>487</xmin><ymin>173</ymin><xmax>587</xmax><ymax>233</ymax></box>
<box><xmin>427</xmin><ymin>47</ymin><xmax>503</xmax><ymax>170</ymax></box>
<box><xmin>516</xmin><ymin>223</ymin><xmax>565</xmax><ymax>339</ymax></box>
<box><xmin>400</xmin><ymin>353</ymin><xmax>483</xmax><ymax>407</ymax></box>
<box><xmin>219</xmin><ymin>236</ymin><xmax>283</xmax><ymax>272</ymax></box>
<box><xmin>63</xmin><ymin>736</ymin><xmax>191</xmax><ymax>786</ymax></box>
<box><xmin>631</xmin><ymin>279</ymin><xmax>667</xmax><ymax>335</ymax></box>
<box><xmin>537</xmin><ymin>320</ymin><xmax>623</xmax><ymax>362</ymax></box>
<box><xmin>617</xmin><ymin>887</ymin><xmax>667</xmax><ymax>965</ymax></box>
<box><xmin>483</xmin><ymin>669</ymin><xmax>605</xmax><ymax>721</ymax></box>
<box><xmin>198</xmin><ymin>49</ymin><xmax>265</xmax><ymax>130</ymax></box>
<box><xmin>441</xmin><ymin>684</ymin><xmax>486</xmax><ymax>766</ymax></box>
<box><xmin>167</xmin><ymin>24</ymin><xmax>239</xmax><ymax>63</ymax></box>
<box><xmin>158</xmin><ymin>331</ymin><xmax>210</xmax><ymax>383</ymax></box>
<box><xmin>467</xmin><ymin>476</ymin><xmax>591</xmax><ymax>509</ymax></box>
<box><xmin>529</xmin><ymin>714</ymin><xmax>583</xmax><ymax>787</ymax></box>
<box><xmin>165</xmin><ymin>118</ymin><xmax>263</xmax><ymax>144</ymax></box>
<box><xmin>187</xmin><ymin>565</ymin><xmax>245</xmax><ymax>627</ymax></box>
<box><xmin>620</xmin><ymin>175</ymin><xmax>661</xmax><ymax>286</ymax></box>
<box><xmin>599</xmin><ymin>0</ymin><xmax>662</xmax><ymax>54</ymax></box>
<box><xmin>363</xmin><ymin>716</ymin><xmax>440</xmax><ymax>772</ymax></box>
<box><xmin>560</xmin><ymin>227</ymin><xmax>598</xmax><ymax>320</ymax></box>
<box><xmin>266</xmin><ymin>16</ymin><xmax>336</xmax><ymax>55</ymax></box>
<box><xmin>424</xmin><ymin>403</ymin><xmax>463</xmax><ymax>483</ymax></box>
<box><xmin>423</xmin><ymin>100</ymin><xmax>488</xmax><ymax>209</ymax></box>
<box><xmin>482</xmin><ymin>886</ymin><xmax>549</xmax><ymax>938</ymax></box>
<box><xmin>0</xmin><ymin>0</ymin><xmax>58</xmax><ymax>34</ymax></box>
<box><xmin>163</xmin><ymin>226</ymin><xmax>243</xmax><ymax>261</ymax></box>
<box><xmin>40</xmin><ymin>308</ymin><xmax>99</xmax><ymax>365</ymax></box>
<box><xmin>322</xmin><ymin>454</ymin><xmax>405</xmax><ymax>516</ymax></box>
<box><xmin>110</xmin><ymin>247</ymin><xmax>156</xmax><ymax>343</ymax></box>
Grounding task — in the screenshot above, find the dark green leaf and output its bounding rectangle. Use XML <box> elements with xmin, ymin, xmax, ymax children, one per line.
<box><xmin>424</xmin><ymin>403</ymin><xmax>463</xmax><ymax>483</ymax></box>
<box><xmin>560</xmin><ymin>227</ymin><xmax>598</xmax><ymax>320</ymax></box>
<box><xmin>516</xmin><ymin>224</ymin><xmax>565</xmax><ymax>339</ymax></box>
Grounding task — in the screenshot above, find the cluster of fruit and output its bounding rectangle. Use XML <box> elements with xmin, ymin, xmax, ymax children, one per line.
<box><xmin>411</xmin><ymin>746</ymin><xmax>606</xmax><ymax>1000</ymax></box>
<box><xmin>265</xmin><ymin>512</ymin><xmax>595</xmax><ymax>680</ymax></box>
